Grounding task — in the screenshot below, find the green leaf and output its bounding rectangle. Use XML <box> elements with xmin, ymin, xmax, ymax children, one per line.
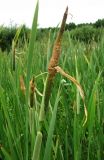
<box><xmin>43</xmin><ymin>90</ymin><xmax>61</xmax><ymax>160</ymax></box>
<box><xmin>25</xmin><ymin>1</ymin><xmax>39</xmax><ymax>160</ymax></box>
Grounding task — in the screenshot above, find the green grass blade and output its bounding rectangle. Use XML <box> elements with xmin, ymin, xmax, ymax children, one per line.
<box><xmin>1</xmin><ymin>147</ymin><xmax>12</xmax><ymax>160</ymax></box>
<box><xmin>26</xmin><ymin>1</ymin><xmax>39</xmax><ymax>94</ymax></box>
<box><xmin>32</xmin><ymin>131</ymin><xmax>42</xmax><ymax>160</ymax></box>
<box><xmin>43</xmin><ymin>89</ymin><xmax>61</xmax><ymax>160</ymax></box>
<box><xmin>25</xmin><ymin>1</ymin><xmax>39</xmax><ymax>160</ymax></box>
<box><xmin>87</xmin><ymin>72</ymin><xmax>101</xmax><ymax>160</ymax></box>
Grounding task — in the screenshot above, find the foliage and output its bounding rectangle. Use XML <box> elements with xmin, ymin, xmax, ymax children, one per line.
<box><xmin>65</xmin><ymin>22</ymin><xmax>76</xmax><ymax>31</ymax></box>
<box><xmin>94</xmin><ymin>19</ymin><xmax>104</xmax><ymax>28</ymax></box>
<box><xmin>0</xmin><ymin>25</ymin><xmax>30</xmax><ymax>52</ymax></box>
<box><xmin>0</xmin><ymin>26</ymin><xmax>104</xmax><ymax>159</ymax></box>
<box><xmin>0</xmin><ymin>26</ymin><xmax>16</xmax><ymax>51</ymax></box>
<box><xmin>0</xmin><ymin>19</ymin><xmax>104</xmax><ymax>51</ymax></box>
<box><xmin>70</xmin><ymin>25</ymin><xmax>103</xmax><ymax>43</ymax></box>
<box><xmin>0</xmin><ymin>4</ymin><xmax>104</xmax><ymax>160</ymax></box>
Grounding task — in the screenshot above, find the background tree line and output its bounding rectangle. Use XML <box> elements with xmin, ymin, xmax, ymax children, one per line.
<box><xmin>0</xmin><ymin>19</ymin><xmax>104</xmax><ymax>52</ymax></box>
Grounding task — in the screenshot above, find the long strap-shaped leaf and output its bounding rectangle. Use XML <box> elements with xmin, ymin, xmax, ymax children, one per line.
<box><xmin>25</xmin><ymin>1</ymin><xmax>39</xmax><ymax>160</ymax></box>
<box><xmin>43</xmin><ymin>90</ymin><xmax>61</xmax><ymax>160</ymax></box>
<box><xmin>55</xmin><ymin>66</ymin><xmax>88</xmax><ymax>126</ymax></box>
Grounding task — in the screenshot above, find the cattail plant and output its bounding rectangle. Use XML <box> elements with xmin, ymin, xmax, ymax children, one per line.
<box><xmin>44</xmin><ymin>7</ymin><xmax>68</xmax><ymax>113</ymax></box>
<box><xmin>12</xmin><ymin>26</ymin><xmax>23</xmax><ymax>71</ymax></box>
<box><xmin>30</xmin><ymin>77</ymin><xmax>35</xmax><ymax>107</ymax></box>
<box><xmin>20</xmin><ymin>75</ymin><xmax>26</xmax><ymax>95</ymax></box>
<box><xmin>32</xmin><ymin>131</ymin><xmax>42</xmax><ymax>160</ymax></box>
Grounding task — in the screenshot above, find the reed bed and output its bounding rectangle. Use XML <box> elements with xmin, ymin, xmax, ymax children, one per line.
<box><xmin>0</xmin><ymin>1</ymin><xmax>104</xmax><ymax>160</ymax></box>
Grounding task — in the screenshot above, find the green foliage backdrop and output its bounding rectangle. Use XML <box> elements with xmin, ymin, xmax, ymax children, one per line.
<box><xmin>0</xmin><ymin>19</ymin><xmax>104</xmax><ymax>51</ymax></box>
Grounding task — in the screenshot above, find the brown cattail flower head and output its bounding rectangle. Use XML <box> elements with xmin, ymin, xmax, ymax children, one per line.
<box><xmin>48</xmin><ymin>6</ymin><xmax>68</xmax><ymax>77</ymax></box>
<box><xmin>20</xmin><ymin>75</ymin><xmax>26</xmax><ymax>95</ymax></box>
<box><xmin>30</xmin><ymin>77</ymin><xmax>35</xmax><ymax>107</ymax></box>
<box><xmin>44</xmin><ymin>7</ymin><xmax>68</xmax><ymax>112</ymax></box>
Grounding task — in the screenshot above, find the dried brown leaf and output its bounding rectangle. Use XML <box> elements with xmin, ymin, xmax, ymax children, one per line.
<box><xmin>55</xmin><ymin>66</ymin><xmax>87</xmax><ymax>126</ymax></box>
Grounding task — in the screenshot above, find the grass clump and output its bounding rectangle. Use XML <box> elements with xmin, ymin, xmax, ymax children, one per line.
<box><xmin>0</xmin><ymin>2</ymin><xmax>104</xmax><ymax>160</ymax></box>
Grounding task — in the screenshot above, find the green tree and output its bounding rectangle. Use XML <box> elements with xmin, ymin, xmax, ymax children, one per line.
<box><xmin>94</xmin><ymin>19</ymin><xmax>104</xmax><ymax>28</ymax></box>
<box><xmin>65</xmin><ymin>22</ymin><xmax>76</xmax><ymax>31</ymax></box>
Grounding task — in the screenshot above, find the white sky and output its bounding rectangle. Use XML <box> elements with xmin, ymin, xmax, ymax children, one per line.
<box><xmin>0</xmin><ymin>0</ymin><xmax>104</xmax><ymax>28</ymax></box>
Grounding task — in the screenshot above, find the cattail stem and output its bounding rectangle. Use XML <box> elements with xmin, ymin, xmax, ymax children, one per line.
<box><xmin>32</xmin><ymin>131</ymin><xmax>42</xmax><ymax>160</ymax></box>
<box><xmin>44</xmin><ymin>7</ymin><xmax>68</xmax><ymax>113</ymax></box>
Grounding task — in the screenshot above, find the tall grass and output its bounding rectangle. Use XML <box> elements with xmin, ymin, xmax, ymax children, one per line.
<box><xmin>0</xmin><ymin>2</ymin><xmax>104</xmax><ymax>160</ymax></box>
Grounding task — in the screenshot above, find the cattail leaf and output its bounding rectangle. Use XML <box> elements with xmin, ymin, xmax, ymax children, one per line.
<box><xmin>43</xmin><ymin>90</ymin><xmax>61</xmax><ymax>160</ymax></box>
<box><xmin>55</xmin><ymin>66</ymin><xmax>87</xmax><ymax>125</ymax></box>
<box><xmin>32</xmin><ymin>131</ymin><xmax>42</xmax><ymax>160</ymax></box>
<box><xmin>1</xmin><ymin>147</ymin><xmax>12</xmax><ymax>160</ymax></box>
<box><xmin>25</xmin><ymin>1</ymin><xmax>39</xmax><ymax>160</ymax></box>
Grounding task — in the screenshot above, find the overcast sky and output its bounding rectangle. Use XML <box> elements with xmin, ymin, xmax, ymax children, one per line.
<box><xmin>0</xmin><ymin>0</ymin><xmax>104</xmax><ymax>28</ymax></box>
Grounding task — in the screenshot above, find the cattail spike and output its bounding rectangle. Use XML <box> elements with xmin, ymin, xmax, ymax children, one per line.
<box><xmin>66</xmin><ymin>6</ymin><xmax>68</xmax><ymax>13</ymax></box>
<box><xmin>48</xmin><ymin>7</ymin><xmax>68</xmax><ymax>77</ymax></box>
<box><xmin>30</xmin><ymin>77</ymin><xmax>35</xmax><ymax>107</ymax></box>
<box><xmin>44</xmin><ymin>7</ymin><xmax>68</xmax><ymax>113</ymax></box>
<box><xmin>20</xmin><ymin>75</ymin><xmax>26</xmax><ymax>95</ymax></box>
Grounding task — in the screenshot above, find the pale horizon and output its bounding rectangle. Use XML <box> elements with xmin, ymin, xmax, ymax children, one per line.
<box><xmin>0</xmin><ymin>0</ymin><xmax>104</xmax><ymax>28</ymax></box>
